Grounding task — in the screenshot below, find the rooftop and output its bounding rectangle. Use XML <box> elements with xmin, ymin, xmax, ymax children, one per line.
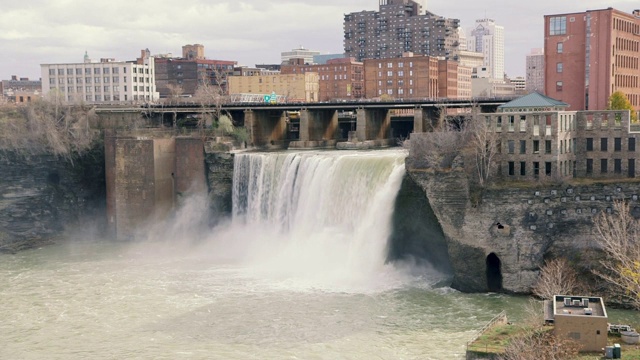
<box><xmin>554</xmin><ymin>295</ymin><xmax>607</xmax><ymax>317</ymax></box>
<box><xmin>498</xmin><ymin>92</ymin><xmax>569</xmax><ymax>110</ymax></box>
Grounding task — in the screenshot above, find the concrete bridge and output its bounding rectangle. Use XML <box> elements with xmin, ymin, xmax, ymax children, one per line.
<box><xmin>96</xmin><ymin>97</ymin><xmax>513</xmax><ymax>149</ymax></box>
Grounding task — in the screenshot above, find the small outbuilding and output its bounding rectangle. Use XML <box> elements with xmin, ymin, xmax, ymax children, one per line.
<box><xmin>544</xmin><ymin>295</ymin><xmax>608</xmax><ymax>352</ymax></box>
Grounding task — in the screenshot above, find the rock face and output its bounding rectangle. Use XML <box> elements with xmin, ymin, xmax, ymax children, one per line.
<box><xmin>407</xmin><ymin>155</ymin><xmax>640</xmax><ymax>293</ymax></box>
<box><xmin>0</xmin><ymin>147</ymin><xmax>106</xmax><ymax>253</ymax></box>
<box><xmin>204</xmin><ymin>146</ymin><xmax>235</xmax><ymax>225</ymax></box>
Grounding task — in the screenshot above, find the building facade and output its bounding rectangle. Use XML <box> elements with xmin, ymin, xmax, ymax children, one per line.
<box><xmin>154</xmin><ymin>57</ymin><xmax>236</xmax><ymax>98</ymax></box>
<box><xmin>363</xmin><ymin>54</ymin><xmax>438</xmax><ymax>99</ymax></box>
<box><xmin>41</xmin><ymin>54</ymin><xmax>158</xmax><ymax>103</ymax></box>
<box><xmin>550</xmin><ymin>296</ymin><xmax>608</xmax><ymax>353</ymax></box>
<box><xmin>281</xmin><ymin>47</ymin><xmax>321</xmax><ymax>65</ymax></box>
<box><xmin>485</xmin><ymin>92</ymin><xmax>640</xmax><ymax>181</ymax></box>
<box><xmin>544</xmin><ymin>8</ymin><xmax>640</xmax><ymax>112</ymax></box>
<box><xmin>1</xmin><ymin>75</ymin><xmax>41</xmax><ymax>103</ymax></box>
<box><xmin>467</xmin><ymin>19</ymin><xmax>505</xmax><ymax>80</ymax></box>
<box><xmin>228</xmin><ymin>73</ymin><xmax>319</xmax><ymax>102</ymax></box>
<box><xmin>526</xmin><ymin>48</ymin><xmax>545</xmax><ymax>94</ymax></box>
<box><xmin>343</xmin><ymin>0</ymin><xmax>460</xmax><ymax>62</ymax></box>
<box><xmin>280</xmin><ymin>57</ymin><xmax>364</xmax><ymax>101</ymax></box>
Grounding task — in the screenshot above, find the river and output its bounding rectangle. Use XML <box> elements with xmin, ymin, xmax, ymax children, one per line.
<box><xmin>1</xmin><ymin>149</ymin><xmax>637</xmax><ymax>359</ymax></box>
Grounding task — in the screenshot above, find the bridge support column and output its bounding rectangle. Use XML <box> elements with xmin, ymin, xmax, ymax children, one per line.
<box><xmin>356</xmin><ymin>108</ymin><xmax>391</xmax><ymax>141</ymax></box>
<box><xmin>291</xmin><ymin>109</ymin><xmax>338</xmax><ymax>149</ymax></box>
<box><xmin>245</xmin><ymin>109</ymin><xmax>287</xmax><ymax>148</ymax></box>
<box><xmin>414</xmin><ymin>107</ymin><xmax>426</xmax><ymax>133</ymax></box>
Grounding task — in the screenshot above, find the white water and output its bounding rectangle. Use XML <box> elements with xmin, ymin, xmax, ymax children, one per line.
<box><xmin>230</xmin><ymin>150</ymin><xmax>426</xmax><ymax>292</ymax></box>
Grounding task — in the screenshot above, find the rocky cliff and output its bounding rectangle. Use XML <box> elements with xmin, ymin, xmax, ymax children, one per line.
<box><xmin>0</xmin><ymin>146</ymin><xmax>106</xmax><ymax>253</ymax></box>
<box><xmin>406</xmin><ymin>155</ymin><xmax>640</xmax><ymax>293</ymax></box>
<box><xmin>204</xmin><ymin>145</ymin><xmax>235</xmax><ymax>225</ymax></box>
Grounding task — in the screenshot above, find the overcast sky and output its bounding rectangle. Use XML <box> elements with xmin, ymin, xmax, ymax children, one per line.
<box><xmin>1</xmin><ymin>0</ymin><xmax>638</xmax><ymax>80</ymax></box>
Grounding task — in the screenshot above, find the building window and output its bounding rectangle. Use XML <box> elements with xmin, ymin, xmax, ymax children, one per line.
<box><xmin>556</xmin><ymin>81</ymin><xmax>563</xmax><ymax>92</ymax></box>
<box><xmin>601</xmin><ymin>159</ymin><xmax>608</xmax><ymax>173</ymax></box>
<box><xmin>587</xmin><ymin>159</ymin><xmax>593</xmax><ymax>174</ymax></box>
<box><xmin>94</xmin><ymin>68</ymin><xmax>100</xmax><ymax>74</ymax></box>
<box><xmin>508</xmin><ymin>161</ymin><xmax>515</xmax><ymax>176</ymax></box>
<box><xmin>545</xmin><ymin>162</ymin><xmax>552</xmax><ymax>176</ymax></box>
<box><xmin>520</xmin><ymin>162</ymin><xmax>526</xmax><ymax>176</ymax></box>
<box><xmin>58</xmin><ymin>69</ymin><xmax>64</xmax><ymax>75</ymax></box>
<box><xmin>533</xmin><ymin>140</ymin><xmax>540</xmax><ymax>154</ymax></box>
<box><xmin>586</xmin><ymin>138</ymin><xmax>593</xmax><ymax>151</ymax></box>
<box><xmin>556</xmin><ymin>63</ymin><xmax>563</xmax><ymax>73</ymax></box>
<box><xmin>534</xmin><ymin>162</ymin><xmax>540</xmax><ymax>177</ymax></box>
<box><xmin>49</xmin><ymin>69</ymin><xmax>55</xmax><ymax>75</ymax></box>
<box><xmin>615</xmin><ymin>159</ymin><xmax>622</xmax><ymax>173</ymax></box>
<box><xmin>615</xmin><ymin>138</ymin><xmax>622</xmax><ymax>151</ymax></box>
<box><xmin>557</xmin><ymin>42</ymin><xmax>563</xmax><ymax>53</ymax></box>
<box><xmin>630</xmin><ymin>138</ymin><xmax>636</xmax><ymax>151</ymax></box>
<box><xmin>549</xmin><ymin>16</ymin><xmax>567</xmax><ymax>35</ymax></box>
<box><xmin>601</xmin><ymin>138</ymin><xmax>608</xmax><ymax>151</ymax></box>
<box><xmin>545</xmin><ymin>140</ymin><xmax>552</xmax><ymax>154</ymax></box>
<box><xmin>520</xmin><ymin>140</ymin><xmax>526</xmax><ymax>154</ymax></box>
<box><xmin>508</xmin><ymin>140</ymin><xmax>515</xmax><ymax>154</ymax></box>
<box><xmin>387</xmin><ymin>71</ymin><xmax>393</xmax><ymax>77</ymax></box>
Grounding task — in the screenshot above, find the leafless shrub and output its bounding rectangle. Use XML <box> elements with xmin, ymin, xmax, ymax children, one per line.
<box><xmin>593</xmin><ymin>199</ymin><xmax>640</xmax><ymax>309</ymax></box>
<box><xmin>501</xmin><ymin>329</ymin><xmax>580</xmax><ymax>360</ymax></box>
<box><xmin>464</xmin><ymin>108</ymin><xmax>499</xmax><ymax>187</ymax></box>
<box><xmin>532</xmin><ymin>258</ymin><xmax>582</xmax><ymax>301</ymax></box>
<box><xmin>0</xmin><ymin>95</ymin><xmax>97</xmax><ymax>161</ymax></box>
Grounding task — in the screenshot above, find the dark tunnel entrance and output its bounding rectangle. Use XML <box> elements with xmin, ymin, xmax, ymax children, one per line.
<box><xmin>486</xmin><ymin>253</ymin><xmax>503</xmax><ymax>292</ymax></box>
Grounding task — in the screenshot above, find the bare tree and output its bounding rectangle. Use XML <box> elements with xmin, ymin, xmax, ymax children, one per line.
<box><xmin>532</xmin><ymin>258</ymin><xmax>581</xmax><ymax>300</ymax></box>
<box><xmin>501</xmin><ymin>330</ymin><xmax>580</xmax><ymax>360</ymax></box>
<box><xmin>0</xmin><ymin>95</ymin><xmax>96</xmax><ymax>161</ymax></box>
<box><xmin>593</xmin><ymin>199</ymin><xmax>640</xmax><ymax>309</ymax></box>
<box><xmin>191</xmin><ymin>66</ymin><xmax>231</xmax><ymax>131</ymax></box>
<box><xmin>466</xmin><ymin>108</ymin><xmax>499</xmax><ymax>187</ymax></box>
<box><xmin>165</xmin><ymin>83</ymin><xmax>185</xmax><ymax>106</ymax></box>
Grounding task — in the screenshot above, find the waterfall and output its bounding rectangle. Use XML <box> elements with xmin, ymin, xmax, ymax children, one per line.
<box><xmin>231</xmin><ymin>150</ymin><xmax>410</xmax><ymax>290</ymax></box>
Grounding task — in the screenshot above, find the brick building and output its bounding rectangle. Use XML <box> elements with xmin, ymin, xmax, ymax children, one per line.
<box><xmin>544</xmin><ymin>8</ymin><xmax>640</xmax><ymax>113</ymax></box>
<box><xmin>343</xmin><ymin>0</ymin><xmax>460</xmax><ymax>62</ymax></box>
<box><xmin>228</xmin><ymin>73</ymin><xmax>319</xmax><ymax>103</ymax></box>
<box><xmin>280</xmin><ymin>57</ymin><xmax>364</xmax><ymax>101</ymax></box>
<box><xmin>364</xmin><ymin>53</ymin><xmax>438</xmax><ymax>99</ymax></box>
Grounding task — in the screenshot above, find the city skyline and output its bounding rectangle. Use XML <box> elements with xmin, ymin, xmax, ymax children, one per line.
<box><xmin>1</xmin><ymin>0</ymin><xmax>638</xmax><ymax>80</ymax></box>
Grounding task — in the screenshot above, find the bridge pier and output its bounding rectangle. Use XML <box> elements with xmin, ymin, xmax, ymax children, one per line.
<box><xmin>356</xmin><ymin>108</ymin><xmax>391</xmax><ymax>141</ymax></box>
<box><xmin>105</xmin><ymin>132</ymin><xmax>206</xmax><ymax>240</ymax></box>
<box><xmin>245</xmin><ymin>109</ymin><xmax>288</xmax><ymax>149</ymax></box>
<box><xmin>290</xmin><ymin>109</ymin><xmax>339</xmax><ymax>149</ymax></box>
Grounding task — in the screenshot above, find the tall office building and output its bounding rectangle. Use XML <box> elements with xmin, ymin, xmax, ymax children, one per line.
<box><xmin>343</xmin><ymin>0</ymin><xmax>460</xmax><ymax>62</ymax></box>
<box><xmin>526</xmin><ymin>48</ymin><xmax>545</xmax><ymax>94</ymax></box>
<box><xmin>544</xmin><ymin>8</ymin><xmax>640</xmax><ymax>112</ymax></box>
<box><xmin>281</xmin><ymin>47</ymin><xmax>321</xmax><ymax>65</ymax></box>
<box><xmin>467</xmin><ymin>19</ymin><xmax>505</xmax><ymax>80</ymax></box>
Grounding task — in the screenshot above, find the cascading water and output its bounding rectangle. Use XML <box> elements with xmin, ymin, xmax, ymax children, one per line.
<box><xmin>231</xmin><ymin>149</ymin><xmax>416</xmax><ymax>291</ymax></box>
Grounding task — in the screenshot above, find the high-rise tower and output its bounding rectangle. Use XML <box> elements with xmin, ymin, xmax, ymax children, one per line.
<box><xmin>467</xmin><ymin>18</ymin><xmax>505</xmax><ymax>80</ymax></box>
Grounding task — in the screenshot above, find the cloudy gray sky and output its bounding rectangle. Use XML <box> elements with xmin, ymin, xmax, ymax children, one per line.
<box><xmin>1</xmin><ymin>0</ymin><xmax>638</xmax><ymax>80</ymax></box>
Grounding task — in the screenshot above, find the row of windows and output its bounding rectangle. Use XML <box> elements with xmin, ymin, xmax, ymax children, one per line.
<box><xmin>613</xmin><ymin>18</ymin><xmax>640</xmax><ymax>35</ymax></box>
<box><xmin>586</xmin><ymin>158</ymin><xmax>635</xmax><ymax>175</ymax></box>
<box><xmin>505</xmin><ymin>159</ymin><xmax>636</xmax><ymax>177</ymax></box>
<box><xmin>585</xmin><ymin>137</ymin><xmax>636</xmax><ymax>152</ymax></box>
<box><xmin>50</xmin><ymin>77</ymin><xmax>121</xmax><ymax>84</ymax></box>
<box><xmin>49</xmin><ymin>85</ymin><xmax>151</xmax><ymax>93</ymax></box>
<box><xmin>615</xmin><ymin>54</ymin><xmax>639</xmax><ymax>70</ymax></box>
<box><xmin>47</xmin><ymin>67</ymin><xmax>152</xmax><ymax>76</ymax></box>
<box><xmin>504</xmin><ymin>139</ymin><xmax>557</xmax><ymax>155</ymax></box>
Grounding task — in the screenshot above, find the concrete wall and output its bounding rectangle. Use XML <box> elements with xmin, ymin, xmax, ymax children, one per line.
<box><xmin>175</xmin><ymin>137</ymin><xmax>206</xmax><ymax>197</ymax></box>
<box><xmin>555</xmin><ymin>315</ymin><xmax>608</xmax><ymax>352</ymax></box>
<box><xmin>245</xmin><ymin>109</ymin><xmax>287</xmax><ymax>148</ymax></box>
<box><xmin>356</xmin><ymin>108</ymin><xmax>391</xmax><ymax>141</ymax></box>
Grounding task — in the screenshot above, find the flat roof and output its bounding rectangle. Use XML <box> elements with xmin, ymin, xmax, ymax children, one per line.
<box><xmin>553</xmin><ymin>295</ymin><xmax>607</xmax><ymax>318</ymax></box>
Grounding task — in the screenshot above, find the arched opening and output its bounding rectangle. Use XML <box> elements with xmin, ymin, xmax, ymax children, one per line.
<box><xmin>486</xmin><ymin>253</ymin><xmax>503</xmax><ymax>292</ymax></box>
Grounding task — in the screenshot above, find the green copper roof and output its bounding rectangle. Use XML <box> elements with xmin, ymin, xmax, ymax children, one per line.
<box><xmin>498</xmin><ymin>92</ymin><xmax>569</xmax><ymax>109</ymax></box>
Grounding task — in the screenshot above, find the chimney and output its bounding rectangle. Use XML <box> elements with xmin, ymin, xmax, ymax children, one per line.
<box><xmin>11</xmin><ymin>75</ymin><xmax>17</xmax><ymax>81</ymax></box>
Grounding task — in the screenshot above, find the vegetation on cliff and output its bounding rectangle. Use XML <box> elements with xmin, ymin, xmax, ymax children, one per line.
<box><xmin>0</xmin><ymin>95</ymin><xmax>97</xmax><ymax>161</ymax></box>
